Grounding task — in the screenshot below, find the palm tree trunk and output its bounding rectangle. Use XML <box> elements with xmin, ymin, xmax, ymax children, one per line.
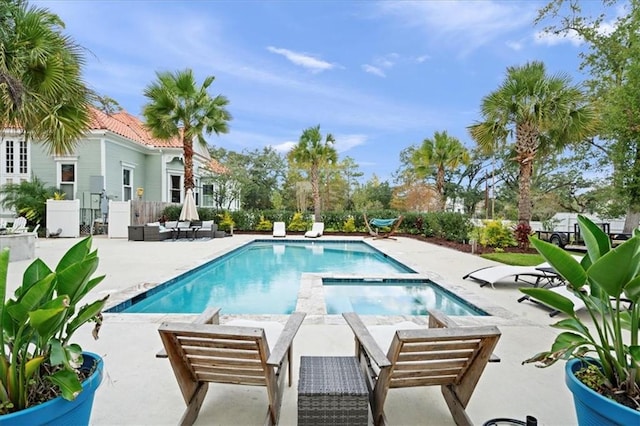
<box><xmin>518</xmin><ymin>160</ymin><xmax>533</xmax><ymax>225</ymax></box>
<box><xmin>516</xmin><ymin>122</ymin><xmax>538</xmax><ymax>226</ymax></box>
<box><xmin>311</xmin><ymin>164</ymin><xmax>321</xmax><ymax>219</ymax></box>
<box><xmin>183</xmin><ymin>133</ymin><xmax>195</xmax><ymax>191</ymax></box>
<box><xmin>436</xmin><ymin>167</ymin><xmax>446</xmax><ymax>211</ymax></box>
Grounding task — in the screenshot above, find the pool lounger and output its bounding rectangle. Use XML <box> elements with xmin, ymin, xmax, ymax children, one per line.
<box><xmin>518</xmin><ymin>285</ymin><xmax>587</xmax><ymax>317</ymax></box>
<box><xmin>463</xmin><ymin>263</ymin><xmax>561</xmax><ymax>289</ymax></box>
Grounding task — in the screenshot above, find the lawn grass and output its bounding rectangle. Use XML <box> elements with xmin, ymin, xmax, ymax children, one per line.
<box><xmin>480</xmin><ymin>252</ymin><xmax>544</xmax><ymax>266</ymax></box>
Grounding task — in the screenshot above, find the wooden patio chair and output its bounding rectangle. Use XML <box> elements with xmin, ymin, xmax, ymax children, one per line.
<box><xmin>363</xmin><ymin>213</ymin><xmax>404</xmax><ymax>240</ymax></box>
<box><xmin>158</xmin><ymin>308</ymin><xmax>306</xmax><ymax>426</ymax></box>
<box><xmin>342</xmin><ymin>310</ymin><xmax>501</xmax><ymax>426</ymax></box>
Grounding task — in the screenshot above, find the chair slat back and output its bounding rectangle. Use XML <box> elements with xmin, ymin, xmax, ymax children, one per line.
<box><xmin>159</xmin><ymin>323</ymin><xmax>271</xmax><ymax>387</ymax></box>
<box><xmin>386</xmin><ymin>327</ymin><xmax>500</xmax><ymax>389</ymax></box>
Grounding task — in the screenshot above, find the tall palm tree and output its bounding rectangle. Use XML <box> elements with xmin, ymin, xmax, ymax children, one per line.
<box><xmin>289</xmin><ymin>125</ymin><xmax>338</xmax><ymax>219</ymax></box>
<box><xmin>469</xmin><ymin>61</ymin><xmax>597</xmax><ymax>226</ymax></box>
<box><xmin>411</xmin><ymin>130</ymin><xmax>470</xmax><ymax>211</ymax></box>
<box><xmin>0</xmin><ymin>0</ymin><xmax>92</xmax><ymax>154</ymax></box>
<box><xmin>143</xmin><ymin>69</ymin><xmax>231</xmax><ymax>192</ymax></box>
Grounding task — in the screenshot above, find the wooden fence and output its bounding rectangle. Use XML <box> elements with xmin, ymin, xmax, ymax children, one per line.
<box><xmin>130</xmin><ymin>200</ymin><xmax>176</xmax><ymax>225</ymax></box>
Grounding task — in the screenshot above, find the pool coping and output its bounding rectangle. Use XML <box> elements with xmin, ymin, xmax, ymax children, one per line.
<box><xmin>103</xmin><ymin>237</ymin><xmax>532</xmax><ymax>326</ymax></box>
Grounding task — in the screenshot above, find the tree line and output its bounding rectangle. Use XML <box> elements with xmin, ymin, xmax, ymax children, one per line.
<box><xmin>3</xmin><ymin>0</ymin><xmax>640</xmax><ymax>233</ymax></box>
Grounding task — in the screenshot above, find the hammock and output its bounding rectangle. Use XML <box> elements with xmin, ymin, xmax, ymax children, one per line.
<box><xmin>370</xmin><ymin>218</ymin><xmax>399</xmax><ymax>227</ymax></box>
<box><xmin>363</xmin><ymin>214</ymin><xmax>404</xmax><ymax>240</ymax></box>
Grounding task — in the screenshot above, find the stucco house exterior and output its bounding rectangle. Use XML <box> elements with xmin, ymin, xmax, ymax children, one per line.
<box><xmin>0</xmin><ymin>107</ymin><xmax>232</xmax><ymax>225</ymax></box>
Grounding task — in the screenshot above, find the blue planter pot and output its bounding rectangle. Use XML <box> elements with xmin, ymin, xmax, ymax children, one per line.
<box><xmin>0</xmin><ymin>352</ymin><xmax>103</xmax><ymax>426</ymax></box>
<box><xmin>566</xmin><ymin>358</ymin><xmax>640</xmax><ymax>426</ymax></box>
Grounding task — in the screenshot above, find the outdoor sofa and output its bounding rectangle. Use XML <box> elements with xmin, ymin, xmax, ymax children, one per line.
<box><xmin>143</xmin><ymin>222</ymin><xmax>174</xmax><ymax>241</ymax></box>
<box><xmin>143</xmin><ymin>220</ymin><xmax>221</xmax><ymax>241</ymax></box>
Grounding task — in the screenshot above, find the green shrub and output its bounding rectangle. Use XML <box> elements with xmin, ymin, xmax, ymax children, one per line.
<box><xmin>288</xmin><ymin>212</ymin><xmax>309</xmax><ymax>232</ymax></box>
<box><xmin>217</xmin><ymin>211</ymin><xmax>235</xmax><ymax>232</ymax></box>
<box><xmin>435</xmin><ymin>212</ymin><xmax>473</xmax><ymax>243</ymax></box>
<box><xmin>478</xmin><ymin>220</ymin><xmax>516</xmax><ymax>248</ymax></box>
<box><xmin>255</xmin><ymin>215</ymin><xmax>272</xmax><ymax>231</ymax></box>
<box><xmin>342</xmin><ymin>216</ymin><xmax>356</xmax><ymax>232</ymax></box>
<box><xmin>162</xmin><ymin>204</ymin><xmax>181</xmax><ymax>220</ymax></box>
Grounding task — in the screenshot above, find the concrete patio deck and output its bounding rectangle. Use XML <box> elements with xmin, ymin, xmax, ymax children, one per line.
<box><xmin>5</xmin><ymin>235</ymin><xmax>578</xmax><ymax>425</ymax></box>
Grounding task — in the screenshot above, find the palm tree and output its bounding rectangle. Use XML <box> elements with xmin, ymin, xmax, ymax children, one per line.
<box><xmin>0</xmin><ymin>176</ymin><xmax>58</xmax><ymax>226</ymax></box>
<box><xmin>0</xmin><ymin>0</ymin><xmax>92</xmax><ymax>154</ymax></box>
<box><xmin>469</xmin><ymin>61</ymin><xmax>597</xmax><ymax>226</ymax></box>
<box><xmin>143</xmin><ymin>69</ymin><xmax>231</xmax><ymax>192</ymax></box>
<box><xmin>289</xmin><ymin>125</ymin><xmax>338</xmax><ymax>219</ymax></box>
<box><xmin>411</xmin><ymin>130</ymin><xmax>470</xmax><ymax>211</ymax></box>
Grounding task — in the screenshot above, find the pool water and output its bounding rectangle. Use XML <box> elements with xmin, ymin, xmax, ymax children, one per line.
<box><xmin>111</xmin><ymin>240</ymin><xmax>415</xmax><ymax>314</ymax></box>
<box><xmin>323</xmin><ymin>278</ymin><xmax>487</xmax><ymax>316</ymax></box>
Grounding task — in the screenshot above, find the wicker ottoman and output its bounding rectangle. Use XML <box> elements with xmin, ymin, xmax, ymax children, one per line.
<box><xmin>298</xmin><ymin>356</ymin><xmax>369</xmax><ymax>425</ymax></box>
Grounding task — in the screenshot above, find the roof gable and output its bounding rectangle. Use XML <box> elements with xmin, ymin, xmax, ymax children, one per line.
<box><xmin>88</xmin><ymin>107</ymin><xmax>228</xmax><ymax>174</ymax></box>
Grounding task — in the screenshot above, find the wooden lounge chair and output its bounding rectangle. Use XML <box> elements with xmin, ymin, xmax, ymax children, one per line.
<box><xmin>342</xmin><ymin>310</ymin><xmax>501</xmax><ymax>426</ymax></box>
<box><xmin>364</xmin><ymin>214</ymin><xmax>404</xmax><ymax>240</ymax></box>
<box><xmin>158</xmin><ymin>308</ymin><xmax>306</xmax><ymax>426</ymax></box>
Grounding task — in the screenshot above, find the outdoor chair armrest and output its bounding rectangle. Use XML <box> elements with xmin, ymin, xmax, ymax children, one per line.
<box><xmin>428</xmin><ymin>309</ymin><xmax>501</xmax><ymax>362</ymax></box>
<box><xmin>428</xmin><ymin>309</ymin><xmax>459</xmax><ymax>328</ymax></box>
<box><xmin>156</xmin><ymin>307</ymin><xmax>222</xmax><ymax>358</ymax></box>
<box><xmin>266</xmin><ymin>312</ymin><xmax>306</xmax><ymax>367</ymax></box>
<box><xmin>192</xmin><ymin>307</ymin><xmax>221</xmax><ymax>325</ymax></box>
<box><xmin>342</xmin><ymin>312</ymin><xmax>392</xmax><ymax>369</ymax></box>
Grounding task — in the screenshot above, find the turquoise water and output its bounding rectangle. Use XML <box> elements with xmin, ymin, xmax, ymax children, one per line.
<box><xmin>324</xmin><ymin>279</ymin><xmax>487</xmax><ymax>316</ymax></box>
<box><xmin>112</xmin><ymin>241</ymin><xmax>415</xmax><ymax>314</ymax></box>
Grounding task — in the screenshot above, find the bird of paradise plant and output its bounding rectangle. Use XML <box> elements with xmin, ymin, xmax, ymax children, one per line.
<box><xmin>0</xmin><ymin>237</ymin><xmax>108</xmax><ymax>414</ymax></box>
<box><xmin>521</xmin><ymin>215</ymin><xmax>640</xmax><ymax>409</ymax></box>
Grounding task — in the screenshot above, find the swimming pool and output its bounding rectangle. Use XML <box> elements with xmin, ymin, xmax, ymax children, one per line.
<box><xmin>109</xmin><ymin>240</ymin><xmax>416</xmax><ymax>314</ymax></box>
<box><xmin>323</xmin><ymin>278</ymin><xmax>487</xmax><ymax>316</ymax></box>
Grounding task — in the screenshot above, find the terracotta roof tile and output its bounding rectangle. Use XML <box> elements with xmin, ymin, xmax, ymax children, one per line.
<box><xmin>88</xmin><ymin>107</ymin><xmax>228</xmax><ymax>174</ymax></box>
<box><xmin>207</xmin><ymin>158</ymin><xmax>229</xmax><ymax>174</ymax></box>
<box><xmin>88</xmin><ymin>107</ymin><xmax>182</xmax><ymax>148</ymax></box>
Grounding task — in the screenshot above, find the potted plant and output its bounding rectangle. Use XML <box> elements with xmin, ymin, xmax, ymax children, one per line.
<box><xmin>0</xmin><ymin>236</ymin><xmax>108</xmax><ymax>424</ymax></box>
<box><xmin>520</xmin><ymin>215</ymin><xmax>639</xmax><ymax>424</ymax></box>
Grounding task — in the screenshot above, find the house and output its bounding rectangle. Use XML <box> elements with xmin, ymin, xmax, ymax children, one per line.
<box><xmin>0</xmin><ymin>107</ymin><xmax>234</xmax><ymax>225</ymax></box>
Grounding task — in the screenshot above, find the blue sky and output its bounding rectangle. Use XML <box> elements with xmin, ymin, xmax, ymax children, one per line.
<box><xmin>36</xmin><ymin>0</ymin><xmax>606</xmax><ymax>183</ymax></box>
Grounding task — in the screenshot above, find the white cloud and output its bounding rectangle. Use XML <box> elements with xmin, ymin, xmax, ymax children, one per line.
<box><xmin>271</xmin><ymin>141</ymin><xmax>297</xmax><ymax>153</ymax></box>
<box><xmin>534</xmin><ymin>30</ymin><xmax>583</xmax><ymax>47</ymax></box>
<box><xmin>415</xmin><ymin>55</ymin><xmax>430</xmax><ymax>63</ymax></box>
<box><xmin>506</xmin><ymin>40</ymin><xmax>523</xmax><ymax>51</ymax></box>
<box><xmin>362</xmin><ymin>64</ymin><xmax>386</xmax><ymax>77</ymax></box>
<box><xmin>375</xmin><ymin>1</ymin><xmax>535</xmax><ymax>55</ymax></box>
<box><xmin>334</xmin><ymin>134</ymin><xmax>367</xmax><ymax>153</ymax></box>
<box><xmin>266</xmin><ymin>46</ymin><xmax>335</xmax><ymax>73</ymax></box>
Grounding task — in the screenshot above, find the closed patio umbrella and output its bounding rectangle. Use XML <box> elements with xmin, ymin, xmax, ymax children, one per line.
<box><xmin>179</xmin><ymin>189</ymin><xmax>199</xmax><ymax>221</ymax></box>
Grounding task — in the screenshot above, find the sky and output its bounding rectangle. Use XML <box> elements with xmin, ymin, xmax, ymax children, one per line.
<box><xmin>33</xmin><ymin>0</ymin><xmax>611</xmax><ymax>183</ymax></box>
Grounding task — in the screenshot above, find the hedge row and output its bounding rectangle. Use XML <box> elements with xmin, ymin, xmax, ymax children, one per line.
<box><xmin>162</xmin><ymin>207</ymin><xmax>473</xmax><ymax>243</ymax></box>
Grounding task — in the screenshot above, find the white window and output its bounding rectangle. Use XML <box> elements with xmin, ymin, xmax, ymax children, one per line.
<box><xmin>170</xmin><ymin>175</ymin><xmax>181</xmax><ymax>203</ymax></box>
<box><xmin>59</xmin><ymin>164</ymin><xmax>75</xmax><ymax>200</ymax></box>
<box><xmin>5</xmin><ymin>140</ymin><xmax>13</xmax><ymax>173</ymax></box>
<box><xmin>1</xmin><ymin>139</ymin><xmax>29</xmax><ymax>189</ymax></box>
<box><xmin>202</xmin><ymin>184</ymin><xmax>214</xmax><ymax>207</ymax></box>
<box><xmin>122</xmin><ymin>168</ymin><xmax>133</xmax><ymax>201</ymax></box>
<box><xmin>19</xmin><ymin>141</ymin><xmax>27</xmax><ymax>174</ymax></box>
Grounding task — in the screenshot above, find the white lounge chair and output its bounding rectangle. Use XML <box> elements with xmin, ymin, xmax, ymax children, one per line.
<box><xmin>9</xmin><ymin>216</ymin><xmax>27</xmax><ymax>233</ymax></box>
<box><xmin>518</xmin><ymin>285</ymin><xmax>587</xmax><ymax>317</ymax></box>
<box><xmin>463</xmin><ymin>262</ymin><xmax>561</xmax><ymax>289</ymax></box>
<box><xmin>304</xmin><ymin>222</ymin><xmax>324</xmax><ymax>238</ymax></box>
<box><xmin>273</xmin><ymin>221</ymin><xmax>286</xmax><ymax>238</ymax></box>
